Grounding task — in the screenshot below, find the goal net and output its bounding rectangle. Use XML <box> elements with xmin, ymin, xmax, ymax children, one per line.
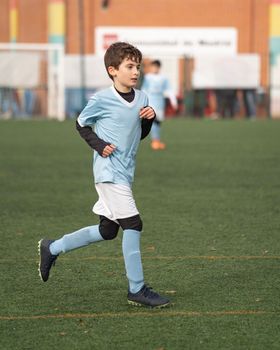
<box><xmin>0</xmin><ymin>43</ymin><xmax>65</xmax><ymax>120</ymax></box>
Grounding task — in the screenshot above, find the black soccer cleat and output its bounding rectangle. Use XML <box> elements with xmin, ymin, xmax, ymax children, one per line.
<box><xmin>38</xmin><ymin>239</ymin><xmax>58</xmax><ymax>282</ymax></box>
<box><xmin>127</xmin><ymin>284</ymin><xmax>170</xmax><ymax>308</ymax></box>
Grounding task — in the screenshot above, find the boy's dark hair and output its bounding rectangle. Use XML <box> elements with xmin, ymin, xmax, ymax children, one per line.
<box><xmin>104</xmin><ymin>42</ymin><xmax>142</xmax><ymax>80</ymax></box>
<box><xmin>151</xmin><ymin>60</ymin><xmax>161</xmax><ymax>68</ymax></box>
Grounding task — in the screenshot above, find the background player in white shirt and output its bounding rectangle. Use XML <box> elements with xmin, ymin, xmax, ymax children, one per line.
<box><xmin>38</xmin><ymin>42</ymin><xmax>170</xmax><ymax>308</ymax></box>
<box><xmin>142</xmin><ymin>60</ymin><xmax>178</xmax><ymax>150</ymax></box>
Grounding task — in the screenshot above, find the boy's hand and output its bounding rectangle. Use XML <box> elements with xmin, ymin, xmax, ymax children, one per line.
<box><xmin>139</xmin><ymin>106</ymin><xmax>155</xmax><ymax>119</ymax></box>
<box><xmin>102</xmin><ymin>144</ymin><xmax>116</xmax><ymax>157</ymax></box>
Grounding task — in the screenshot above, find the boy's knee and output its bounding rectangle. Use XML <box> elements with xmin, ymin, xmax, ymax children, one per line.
<box><xmin>118</xmin><ymin>215</ymin><xmax>143</xmax><ymax>232</ymax></box>
<box><xmin>99</xmin><ymin>216</ymin><xmax>120</xmax><ymax>240</ymax></box>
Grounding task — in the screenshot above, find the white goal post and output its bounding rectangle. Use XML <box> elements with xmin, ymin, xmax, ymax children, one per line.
<box><xmin>0</xmin><ymin>43</ymin><xmax>65</xmax><ymax>120</ymax></box>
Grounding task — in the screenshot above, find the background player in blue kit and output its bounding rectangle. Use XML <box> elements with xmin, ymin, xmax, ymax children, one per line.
<box><xmin>142</xmin><ymin>60</ymin><xmax>178</xmax><ymax>150</ymax></box>
<box><xmin>38</xmin><ymin>42</ymin><xmax>170</xmax><ymax>308</ymax></box>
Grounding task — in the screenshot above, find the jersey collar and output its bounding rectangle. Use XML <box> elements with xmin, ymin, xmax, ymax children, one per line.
<box><xmin>110</xmin><ymin>86</ymin><xmax>138</xmax><ymax>108</ymax></box>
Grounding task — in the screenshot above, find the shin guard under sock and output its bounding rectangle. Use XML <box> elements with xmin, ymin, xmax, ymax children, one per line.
<box><xmin>122</xmin><ymin>229</ymin><xmax>144</xmax><ymax>294</ymax></box>
<box><xmin>49</xmin><ymin>225</ymin><xmax>103</xmax><ymax>255</ymax></box>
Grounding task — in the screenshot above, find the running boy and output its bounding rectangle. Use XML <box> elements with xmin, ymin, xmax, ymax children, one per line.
<box><xmin>141</xmin><ymin>60</ymin><xmax>178</xmax><ymax>150</ymax></box>
<box><xmin>38</xmin><ymin>42</ymin><xmax>170</xmax><ymax>308</ymax></box>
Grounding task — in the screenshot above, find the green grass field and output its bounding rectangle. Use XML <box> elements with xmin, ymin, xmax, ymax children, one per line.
<box><xmin>1</xmin><ymin>118</ymin><xmax>280</xmax><ymax>350</ymax></box>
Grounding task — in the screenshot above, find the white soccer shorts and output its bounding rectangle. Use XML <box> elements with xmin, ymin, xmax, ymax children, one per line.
<box><xmin>92</xmin><ymin>183</ymin><xmax>139</xmax><ymax>222</ymax></box>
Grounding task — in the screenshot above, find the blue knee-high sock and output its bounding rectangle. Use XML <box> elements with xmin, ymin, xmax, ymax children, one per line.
<box><xmin>151</xmin><ymin>122</ymin><xmax>161</xmax><ymax>141</ymax></box>
<box><xmin>122</xmin><ymin>229</ymin><xmax>144</xmax><ymax>294</ymax></box>
<box><xmin>49</xmin><ymin>225</ymin><xmax>103</xmax><ymax>255</ymax></box>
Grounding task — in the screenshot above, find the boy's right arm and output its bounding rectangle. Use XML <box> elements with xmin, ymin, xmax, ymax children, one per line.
<box><xmin>76</xmin><ymin>95</ymin><xmax>116</xmax><ymax>157</ymax></box>
<box><xmin>76</xmin><ymin>120</ymin><xmax>113</xmax><ymax>156</ymax></box>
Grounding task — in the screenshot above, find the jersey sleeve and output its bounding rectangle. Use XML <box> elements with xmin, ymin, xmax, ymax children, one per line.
<box><xmin>75</xmin><ymin>121</ymin><xmax>110</xmax><ymax>155</ymax></box>
<box><xmin>144</xmin><ymin>92</ymin><xmax>149</xmax><ymax>106</ymax></box>
<box><xmin>77</xmin><ymin>94</ymin><xmax>100</xmax><ymax>127</ymax></box>
<box><xmin>163</xmin><ymin>78</ymin><xmax>178</xmax><ymax>109</ymax></box>
<box><xmin>163</xmin><ymin>78</ymin><xmax>170</xmax><ymax>91</ymax></box>
<box><xmin>140</xmin><ymin>92</ymin><xmax>155</xmax><ymax>140</ymax></box>
<box><xmin>141</xmin><ymin>117</ymin><xmax>154</xmax><ymax>140</ymax></box>
<box><xmin>141</xmin><ymin>76</ymin><xmax>148</xmax><ymax>94</ymax></box>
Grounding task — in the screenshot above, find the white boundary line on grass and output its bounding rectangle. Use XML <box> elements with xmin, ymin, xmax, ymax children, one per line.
<box><xmin>0</xmin><ymin>310</ymin><xmax>276</xmax><ymax>321</ymax></box>
<box><xmin>0</xmin><ymin>255</ymin><xmax>280</xmax><ymax>262</ymax></box>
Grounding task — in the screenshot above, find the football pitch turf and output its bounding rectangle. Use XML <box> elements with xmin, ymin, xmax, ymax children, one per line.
<box><xmin>0</xmin><ymin>118</ymin><xmax>280</xmax><ymax>349</ymax></box>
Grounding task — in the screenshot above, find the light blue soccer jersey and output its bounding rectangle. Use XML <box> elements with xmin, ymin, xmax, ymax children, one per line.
<box><xmin>77</xmin><ymin>86</ymin><xmax>149</xmax><ymax>185</ymax></box>
<box><xmin>141</xmin><ymin>73</ymin><xmax>170</xmax><ymax>112</ymax></box>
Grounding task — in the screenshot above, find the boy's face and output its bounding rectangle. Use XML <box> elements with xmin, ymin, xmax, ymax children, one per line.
<box><xmin>108</xmin><ymin>57</ymin><xmax>141</xmax><ymax>92</ymax></box>
<box><xmin>150</xmin><ymin>63</ymin><xmax>160</xmax><ymax>74</ymax></box>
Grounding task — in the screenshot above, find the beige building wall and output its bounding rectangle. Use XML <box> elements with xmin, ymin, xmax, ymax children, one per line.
<box><xmin>0</xmin><ymin>0</ymin><xmax>270</xmax><ymax>87</ymax></box>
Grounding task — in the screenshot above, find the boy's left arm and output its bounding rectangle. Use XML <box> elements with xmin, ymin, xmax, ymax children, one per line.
<box><xmin>139</xmin><ymin>106</ymin><xmax>156</xmax><ymax>140</ymax></box>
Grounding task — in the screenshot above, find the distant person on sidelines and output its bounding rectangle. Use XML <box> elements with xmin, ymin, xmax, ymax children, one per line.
<box><xmin>141</xmin><ymin>60</ymin><xmax>178</xmax><ymax>150</ymax></box>
<box><xmin>38</xmin><ymin>42</ymin><xmax>170</xmax><ymax>309</ymax></box>
<box><xmin>243</xmin><ymin>89</ymin><xmax>257</xmax><ymax>119</ymax></box>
